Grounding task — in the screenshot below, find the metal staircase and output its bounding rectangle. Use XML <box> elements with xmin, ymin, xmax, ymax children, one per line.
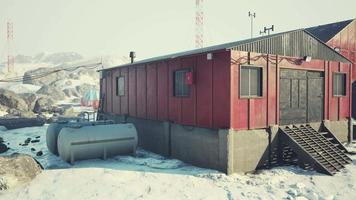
<box><xmin>279</xmin><ymin>124</ymin><xmax>352</xmax><ymax>175</ymax></box>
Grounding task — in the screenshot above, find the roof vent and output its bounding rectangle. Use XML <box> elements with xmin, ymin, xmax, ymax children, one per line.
<box><xmin>129</xmin><ymin>51</ymin><xmax>136</xmax><ymax>63</ymax></box>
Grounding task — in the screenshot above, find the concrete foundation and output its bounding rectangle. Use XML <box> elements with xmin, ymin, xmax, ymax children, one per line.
<box><xmin>227</xmin><ymin>126</ymin><xmax>279</xmax><ymax>174</ymax></box>
<box><xmin>171</xmin><ymin>124</ymin><xmax>228</xmax><ymax>172</ymax></box>
<box><xmin>100</xmin><ymin>113</ymin><xmax>351</xmax><ymax>174</ymax></box>
<box><xmin>126</xmin><ymin>117</ymin><xmax>170</xmax><ymax>157</ymax></box>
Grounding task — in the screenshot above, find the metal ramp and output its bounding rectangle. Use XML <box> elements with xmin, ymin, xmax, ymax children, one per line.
<box><xmin>279</xmin><ymin>124</ymin><xmax>352</xmax><ymax>175</ymax></box>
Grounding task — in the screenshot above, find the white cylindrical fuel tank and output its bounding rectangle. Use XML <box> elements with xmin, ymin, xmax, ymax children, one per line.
<box><xmin>46</xmin><ymin>120</ymin><xmax>114</xmax><ymax>155</ymax></box>
<box><xmin>57</xmin><ymin>123</ymin><xmax>137</xmax><ymax>164</ymax></box>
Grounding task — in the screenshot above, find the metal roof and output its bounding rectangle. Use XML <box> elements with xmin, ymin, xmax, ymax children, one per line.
<box><xmin>305</xmin><ymin>19</ymin><xmax>354</xmax><ymax>43</ymax></box>
<box><xmin>101</xmin><ymin>29</ymin><xmax>352</xmax><ymax>71</ymax></box>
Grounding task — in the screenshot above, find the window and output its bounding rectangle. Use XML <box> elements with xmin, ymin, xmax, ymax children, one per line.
<box><xmin>174</xmin><ymin>68</ymin><xmax>191</xmax><ymax>97</ymax></box>
<box><xmin>333</xmin><ymin>73</ymin><xmax>346</xmax><ymax>96</ymax></box>
<box><xmin>116</xmin><ymin>76</ymin><xmax>125</xmax><ymax>96</ymax></box>
<box><xmin>240</xmin><ymin>65</ymin><xmax>262</xmax><ymax>97</ymax></box>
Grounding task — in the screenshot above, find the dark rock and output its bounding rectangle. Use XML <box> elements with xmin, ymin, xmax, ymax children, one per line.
<box><xmin>36</xmin><ymin>151</ymin><xmax>43</xmax><ymax>156</ymax></box>
<box><xmin>35</xmin><ymin>136</ymin><xmax>40</xmax><ymax>139</ymax></box>
<box><xmin>31</xmin><ymin>139</ymin><xmax>40</xmax><ymax>143</ymax></box>
<box><xmin>31</xmin><ymin>148</ymin><xmax>36</xmax><ymax>151</ymax></box>
<box><xmin>0</xmin><ymin>143</ymin><xmax>8</xmax><ymax>153</ymax></box>
<box><xmin>24</xmin><ymin>138</ymin><xmax>31</xmax><ymax>144</ymax></box>
<box><xmin>21</xmin><ymin>143</ymin><xmax>28</xmax><ymax>146</ymax></box>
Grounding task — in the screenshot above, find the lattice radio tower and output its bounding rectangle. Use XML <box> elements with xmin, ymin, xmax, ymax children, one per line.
<box><xmin>195</xmin><ymin>0</ymin><xmax>204</xmax><ymax>48</ymax></box>
<box><xmin>7</xmin><ymin>21</ymin><xmax>14</xmax><ymax>72</ymax></box>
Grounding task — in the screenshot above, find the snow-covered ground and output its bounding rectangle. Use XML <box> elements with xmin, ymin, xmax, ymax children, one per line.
<box><xmin>0</xmin><ymin>126</ymin><xmax>356</xmax><ymax>200</ymax></box>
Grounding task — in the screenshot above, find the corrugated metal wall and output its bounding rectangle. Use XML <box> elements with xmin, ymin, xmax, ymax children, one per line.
<box><xmin>101</xmin><ymin>50</ymin><xmax>231</xmax><ymax>129</ymax></box>
<box><xmin>231</xmin><ymin>30</ymin><xmax>350</xmax><ymax>63</ymax></box>
<box><xmin>230</xmin><ymin>50</ymin><xmax>351</xmax><ymax>130</ymax></box>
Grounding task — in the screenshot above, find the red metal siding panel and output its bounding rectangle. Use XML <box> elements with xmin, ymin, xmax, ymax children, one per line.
<box><xmin>168</xmin><ymin>59</ymin><xmax>181</xmax><ymax>123</ymax></box>
<box><xmin>212</xmin><ymin>51</ymin><xmax>230</xmax><ymax>128</ymax></box>
<box><xmin>101</xmin><ymin>78</ymin><xmax>107</xmax><ymax>112</ymax></box>
<box><xmin>106</xmin><ymin>71</ymin><xmax>113</xmax><ymax>113</ymax></box>
<box><xmin>230</xmin><ymin>51</ymin><xmax>248</xmax><ymax>129</ymax></box>
<box><xmin>348</xmin><ymin>22</ymin><xmax>355</xmax><ymax>51</ymax></box>
<box><xmin>181</xmin><ymin>56</ymin><xmax>197</xmax><ymax>126</ymax></box>
<box><xmin>324</xmin><ymin>61</ymin><xmax>329</xmax><ymax>120</ymax></box>
<box><xmin>146</xmin><ymin>63</ymin><xmax>158</xmax><ymax>120</ymax></box>
<box><xmin>267</xmin><ymin>55</ymin><xmax>277</xmax><ymax>126</ymax></box>
<box><xmin>339</xmin><ymin>63</ymin><xmax>350</xmax><ymax>119</ymax></box>
<box><xmin>120</xmin><ymin>68</ymin><xmax>129</xmax><ymax>115</ymax></box>
<box><xmin>136</xmin><ymin>65</ymin><xmax>147</xmax><ymax>118</ymax></box>
<box><xmin>340</xmin><ymin>28</ymin><xmax>349</xmax><ymax>50</ymax></box>
<box><xmin>112</xmin><ymin>69</ymin><xmax>121</xmax><ymax>114</ymax></box>
<box><xmin>196</xmin><ymin>54</ymin><xmax>213</xmax><ymax>127</ymax></box>
<box><xmin>249</xmin><ymin>52</ymin><xmax>267</xmax><ymax>129</ymax></box>
<box><xmin>329</xmin><ymin>62</ymin><xmax>339</xmax><ymax>121</ymax></box>
<box><xmin>157</xmin><ymin>62</ymin><xmax>169</xmax><ymax>121</ymax></box>
<box><xmin>128</xmin><ymin>67</ymin><xmax>137</xmax><ymax>117</ymax></box>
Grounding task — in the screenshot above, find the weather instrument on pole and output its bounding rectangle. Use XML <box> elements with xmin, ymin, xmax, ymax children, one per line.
<box><xmin>248</xmin><ymin>11</ymin><xmax>256</xmax><ymax>38</ymax></box>
<box><xmin>260</xmin><ymin>25</ymin><xmax>275</xmax><ymax>35</ymax></box>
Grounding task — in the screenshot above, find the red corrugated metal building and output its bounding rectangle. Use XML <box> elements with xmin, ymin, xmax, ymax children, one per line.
<box><xmin>99</xmin><ymin>27</ymin><xmax>353</xmax><ymax>174</ymax></box>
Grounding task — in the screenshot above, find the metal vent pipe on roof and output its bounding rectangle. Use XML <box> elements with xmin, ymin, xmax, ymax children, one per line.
<box><xmin>129</xmin><ymin>51</ymin><xmax>136</xmax><ymax>63</ymax></box>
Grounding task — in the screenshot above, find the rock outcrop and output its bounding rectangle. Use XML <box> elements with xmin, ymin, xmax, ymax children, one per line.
<box><xmin>0</xmin><ymin>154</ymin><xmax>42</xmax><ymax>190</ymax></box>
<box><xmin>0</xmin><ymin>89</ymin><xmax>29</xmax><ymax>112</ymax></box>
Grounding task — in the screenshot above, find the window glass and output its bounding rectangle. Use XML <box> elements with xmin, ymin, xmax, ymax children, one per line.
<box><xmin>116</xmin><ymin>76</ymin><xmax>125</xmax><ymax>96</ymax></box>
<box><xmin>333</xmin><ymin>73</ymin><xmax>346</xmax><ymax>96</ymax></box>
<box><xmin>174</xmin><ymin>69</ymin><xmax>190</xmax><ymax>97</ymax></box>
<box><xmin>240</xmin><ymin>66</ymin><xmax>262</xmax><ymax>98</ymax></box>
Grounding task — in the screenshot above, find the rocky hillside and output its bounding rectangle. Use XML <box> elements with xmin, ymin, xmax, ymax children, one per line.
<box><xmin>0</xmin><ymin>52</ymin><xmax>110</xmax><ymax>118</ymax></box>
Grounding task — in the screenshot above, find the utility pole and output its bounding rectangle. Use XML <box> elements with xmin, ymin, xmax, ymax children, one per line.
<box><xmin>248</xmin><ymin>11</ymin><xmax>256</xmax><ymax>38</ymax></box>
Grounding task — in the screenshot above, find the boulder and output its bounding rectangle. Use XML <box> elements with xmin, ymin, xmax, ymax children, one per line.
<box><xmin>33</xmin><ymin>97</ymin><xmax>55</xmax><ymax>113</ymax></box>
<box><xmin>0</xmin><ymin>89</ymin><xmax>29</xmax><ymax>111</ymax></box>
<box><xmin>0</xmin><ymin>143</ymin><xmax>8</xmax><ymax>154</ymax></box>
<box><xmin>36</xmin><ymin>85</ymin><xmax>66</xmax><ymax>101</ymax></box>
<box><xmin>21</xmin><ymin>93</ymin><xmax>37</xmax><ymax>111</ymax></box>
<box><xmin>0</xmin><ymin>154</ymin><xmax>42</xmax><ymax>190</ymax></box>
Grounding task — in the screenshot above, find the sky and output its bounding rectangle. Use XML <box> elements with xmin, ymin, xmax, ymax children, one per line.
<box><xmin>0</xmin><ymin>0</ymin><xmax>355</xmax><ymax>62</ymax></box>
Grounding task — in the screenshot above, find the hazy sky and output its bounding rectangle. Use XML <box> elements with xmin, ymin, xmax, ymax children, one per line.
<box><xmin>0</xmin><ymin>0</ymin><xmax>355</xmax><ymax>61</ymax></box>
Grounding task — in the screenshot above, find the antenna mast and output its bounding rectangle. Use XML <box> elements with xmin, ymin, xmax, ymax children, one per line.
<box><xmin>195</xmin><ymin>0</ymin><xmax>204</xmax><ymax>48</ymax></box>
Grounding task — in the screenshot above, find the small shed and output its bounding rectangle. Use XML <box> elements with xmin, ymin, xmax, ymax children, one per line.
<box><xmin>99</xmin><ymin>29</ymin><xmax>352</xmax><ymax>174</ymax></box>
